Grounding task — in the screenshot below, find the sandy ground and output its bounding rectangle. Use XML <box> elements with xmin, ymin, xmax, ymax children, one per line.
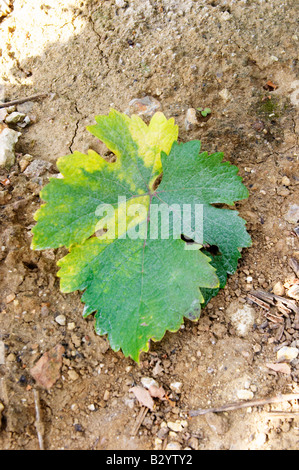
<box><xmin>0</xmin><ymin>0</ymin><xmax>299</xmax><ymax>450</ymax></box>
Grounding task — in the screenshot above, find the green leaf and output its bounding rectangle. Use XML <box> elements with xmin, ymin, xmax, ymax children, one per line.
<box><xmin>31</xmin><ymin>110</ymin><xmax>251</xmax><ymax>361</ymax></box>
<box><xmin>31</xmin><ymin>110</ymin><xmax>178</xmax><ymax>250</ymax></box>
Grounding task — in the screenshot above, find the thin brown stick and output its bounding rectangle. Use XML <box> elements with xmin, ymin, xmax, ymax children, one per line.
<box><xmin>246</xmin><ymin>293</ymin><xmax>270</xmax><ymax>310</ymax></box>
<box><xmin>250</xmin><ymin>290</ymin><xmax>299</xmax><ymax>315</ymax></box>
<box><xmin>189</xmin><ymin>393</ymin><xmax>299</xmax><ymax>417</ymax></box>
<box><xmin>131</xmin><ymin>406</ymin><xmax>148</xmax><ymax>436</ymax></box>
<box><xmin>33</xmin><ymin>389</ymin><xmax>45</xmax><ymax>450</ymax></box>
<box><xmin>267</xmin><ymin>411</ymin><xmax>299</xmax><ymax>417</ymax></box>
<box><xmin>0</xmin><ymin>93</ymin><xmax>48</xmax><ymax>109</ymax></box>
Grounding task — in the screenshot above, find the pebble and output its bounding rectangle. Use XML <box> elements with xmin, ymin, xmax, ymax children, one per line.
<box><xmin>115</xmin><ymin>0</ymin><xmax>126</xmax><ymax>7</ymax></box>
<box><xmin>67</xmin><ymin>322</ymin><xmax>76</xmax><ymax>330</ymax></box>
<box><xmin>17</xmin><ymin>115</ymin><xmax>31</xmax><ymax>128</ymax></box>
<box><xmin>273</xmin><ymin>281</ymin><xmax>285</xmax><ymax>296</ymax></box>
<box><xmin>184</xmin><ymin>108</ymin><xmax>198</xmax><ymax>131</ymax></box>
<box><xmin>88</xmin><ymin>404</ymin><xmax>95</xmax><ymax>411</ymax></box>
<box><xmin>0</xmin><ymin>108</ymin><xmax>8</xmax><ymax>122</ymax></box>
<box><xmin>141</xmin><ymin>377</ymin><xmax>159</xmax><ymax>389</ymax></box>
<box><xmin>165</xmin><ymin>441</ymin><xmax>181</xmax><ymax>450</ymax></box>
<box><xmin>284</xmin><ymin>204</ymin><xmax>299</xmax><ymax>225</ymax></box>
<box><xmin>0</xmin><ymin>125</ymin><xmax>21</xmax><ymax>168</ymax></box>
<box><xmin>5</xmin><ymin>111</ymin><xmax>26</xmax><ymax>124</ymax></box>
<box><xmin>68</xmin><ymin>370</ymin><xmax>79</xmax><ymax>381</ymax></box>
<box><xmin>226</xmin><ymin>301</ymin><xmax>255</xmax><ymax>337</ymax></box>
<box><xmin>154</xmin><ymin>437</ymin><xmax>163</xmax><ymax>450</ymax></box>
<box><xmin>281</xmin><ymin>176</ymin><xmax>291</xmax><ymax>186</ymax></box>
<box><xmin>127</xmin><ymin>96</ymin><xmax>161</xmax><ymax>119</ymax></box>
<box><xmin>286</xmin><ymin>283</ymin><xmax>299</xmax><ymax>301</ymax></box>
<box><xmin>219</xmin><ymin>88</ymin><xmax>231</xmax><ymax>102</ymax></box>
<box><xmin>19</xmin><ymin>153</ymin><xmax>33</xmax><ymax>172</ymax></box>
<box><xmin>276</xmin><ymin>346</ymin><xmax>299</xmax><ymax>362</ymax></box>
<box><xmin>55</xmin><ymin>314</ymin><xmax>66</xmax><ymax>326</ymax></box>
<box><xmin>24</xmin><ymin>159</ymin><xmax>52</xmax><ymax>178</ymax></box>
<box><xmin>170</xmin><ymin>381</ymin><xmax>183</xmax><ymax>394</ymax></box>
<box><xmin>167</xmin><ymin>420</ymin><xmax>188</xmax><ymax>432</ymax></box>
<box><xmin>277</xmin><ymin>187</ymin><xmax>290</xmax><ymax>197</ymax></box>
<box><xmin>103</xmin><ymin>390</ymin><xmax>110</xmax><ymax>401</ymax></box>
<box><xmin>237</xmin><ymin>389</ymin><xmax>254</xmax><ymax>400</ymax></box>
<box><xmin>30</xmin><ymin>344</ymin><xmax>64</xmax><ymax>390</ymax></box>
<box><xmin>188</xmin><ymin>436</ymin><xmax>199</xmax><ymax>450</ymax></box>
<box><xmin>5</xmin><ymin>293</ymin><xmax>16</xmax><ymax>303</ymax></box>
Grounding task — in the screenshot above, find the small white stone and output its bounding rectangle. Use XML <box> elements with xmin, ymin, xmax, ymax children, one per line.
<box><xmin>55</xmin><ymin>315</ymin><xmax>66</xmax><ymax>326</ymax></box>
<box><xmin>141</xmin><ymin>377</ymin><xmax>159</xmax><ymax>389</ymax></box>
<box><xmin>88</xmin><ymin>404</ymin><xmax>95</xmax><ymax>411</ymax></box>
<box><xmin>0</xmin><ymin>127</ymin><xmax>21</xmax><ymax>168</ymax></box>
<box><xmin>273</xmin><ymin>281</ymin><xmax>285</xmax><ymax>296</ymax></box>
<box><xmin>67</xmin><ymin>322</ymin><xmax>76</xmax><ymax>330</ymax></box>
<box><xmin>221</xmin><ymin>11</ymin><xmax>231</xmax><ymax>21</ymax></box>
<box><xmin>167</xmin><ymin>420</ymin><xmax>188</xmax><ymax>432</ymax></box>
<box><xmin>115</xmin><ymin>0</ymin><xmax>126</xmax><ymax>7</ymax></box>
<box><xmin>237</xmin><ymin>389</ymin><xmax>254</xmax><ymax>400</ymax></box>
<box><xmin>281</xmin><ymin>176</ymin><xmax>290</xmax><ymax>186</ymax></box>
<box><xmin>5</xmin><ymin>111</ymin><xmax>25</xmax><ymax>124</ymax></box>
<box><xmin>284</xmin><ymin>204</ymin><xmax>299</xmax><ymax>224</ymax></box>
<box><xmin>185</xmin><ymin>108</ymin><xmax>198</xmax><ymax>131</ymax></box>
<box><xmin>68</xmin><ymin>370</ymin><xmax>79</xmax><ymax>381</ymax></box>
<box><xmin>165</xmin><ymin>441</ymin><xmax>181</xmax><ymax>450</ymax></box>
<box><xmin>170</xmin><ymin>381</ymin><xmax>183</xmax><ymax>394</ymax></box>
<box><xmin>219</xmin><ymin>88</ymin><xmax>231</xmax><ymax>102</ymax></box>
<box><xmin>277</xmin><ymin>346</ymin><xmax>299</xmax><ymax>362</ymax></box>
<box><xmin>226</xmin><ymin>301</ymin><xmax>255</xmax><ymax>337</ymax></box>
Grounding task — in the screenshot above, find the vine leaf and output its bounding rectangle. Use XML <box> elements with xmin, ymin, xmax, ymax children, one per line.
<box><xmin>31</xmin><ymin>110</ymin><xmax>251</xmax><ymax>361</ymax></box>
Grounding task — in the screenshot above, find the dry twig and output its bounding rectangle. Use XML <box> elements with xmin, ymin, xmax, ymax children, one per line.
<box><xmin>33</xmin><ymin>389</ymin><xmax>45</xmax><ymax>450</ymax></box>
<box><xmin>189</xmin><ymin>393</ymin><xmax>299</xmax><ymax>417</ymax></box>
<box><xmin>0</xmin><ymin>93</ymin><xmax>48</xmax><ymax>109</ymax></box>
<box><xmin>267</xmin><ymin>411</ymin><xmax>299</xmax><ymax>417</ymax></box>
<box><xmin>131</xmin><ymin>406</ymin><xmax>148</xmax><ymax>436</ymax></box>
<box><xmin>250</xmin><ymin>290</ymin><xmax>299</xmax><ymax>315</ymax></box>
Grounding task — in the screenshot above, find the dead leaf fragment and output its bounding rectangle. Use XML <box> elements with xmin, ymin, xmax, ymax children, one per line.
<box><xmin>129</xmin><ymin>386</ymin><xmax>154</xmax><ymax>410</ymax></box>
<box><xmin>148</xmin><ymin>384</ymin><xmax>166</xmax><ymax>400</ymax></box>
<box><xmin>266</xmin><ymin>363</ymin><xmax>291</xmax><ymax>375</ymax></box>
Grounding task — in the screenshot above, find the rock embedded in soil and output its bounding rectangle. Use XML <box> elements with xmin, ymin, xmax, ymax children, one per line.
<box><xmin>184</xmin><ymin>108</ymin><xmax>198</xmax><ymax>131</ymax></box>
<box><xmin>170</xmin><ymin>381</ymin><xmax>183</xmax><ymax>394</ymax></box>
<box><xmin>30</xmin><ymin>344</ymin><xmax>65</xmax><ymax>390</ymax></box>
<box><xmin>273</xmin><ymin>281</ymin><xmax>285</xmax><ymax>296</ymax></box>
<box><xmin>237</xmin><ymin>389</ymin><xmax>254</xmax><ymax>400</ymax></box>
<box><xmin>126</xmin><ymin>96</ymin><xmax>161</xmax><ymax>119</ymax></box>
<box><xmin>5</xmin><ymin>111</ymin><xmax>26</xmax><ymax>124</ymax></box>
<box><xmin>18</xmin><ymin>153</ymin><xmax>33</xmax><ymax>172</ymax></box>
<box><xmin>68</xmin><ymin>370</ymin><xmax>79</xmax><ymax>381</ymax></box>
<box><xmin>55</xmin><ymin>314</ymin><xmax>66</xmax><ymax>326</ymax></box>
<box><xmin>276</xmin><ymin>346</ymin><xmax>299</xmax><ymax>362</ymax></box>
<box><xmin>226</xmin><ymin>301</ymin><xmax>255</xmax><ymax>337</ymax></box>
<box><xmin>23</xmin><ymin>158</ymin><xmax>52</xmax><ymax>177</ymax></box>
<box><xmin>0</xmin><ymin>125</ymin><xmax>21</xmax><ymax>168</ymax></box>
<box><xmin>165</xmin><ymin>441</ymin><xmax>181</xmax><ymax>450</ymax></box>
<box><xmin>284</xmin><ymin>204</ymin><xmax>299</xmax><ymax>225</ymax></box>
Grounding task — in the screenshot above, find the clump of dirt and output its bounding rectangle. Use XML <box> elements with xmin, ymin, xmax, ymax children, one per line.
<box><xmin>0</xmin><ymin>0</ymin><xmax>299</xmax><ymax>450</ymax></box>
